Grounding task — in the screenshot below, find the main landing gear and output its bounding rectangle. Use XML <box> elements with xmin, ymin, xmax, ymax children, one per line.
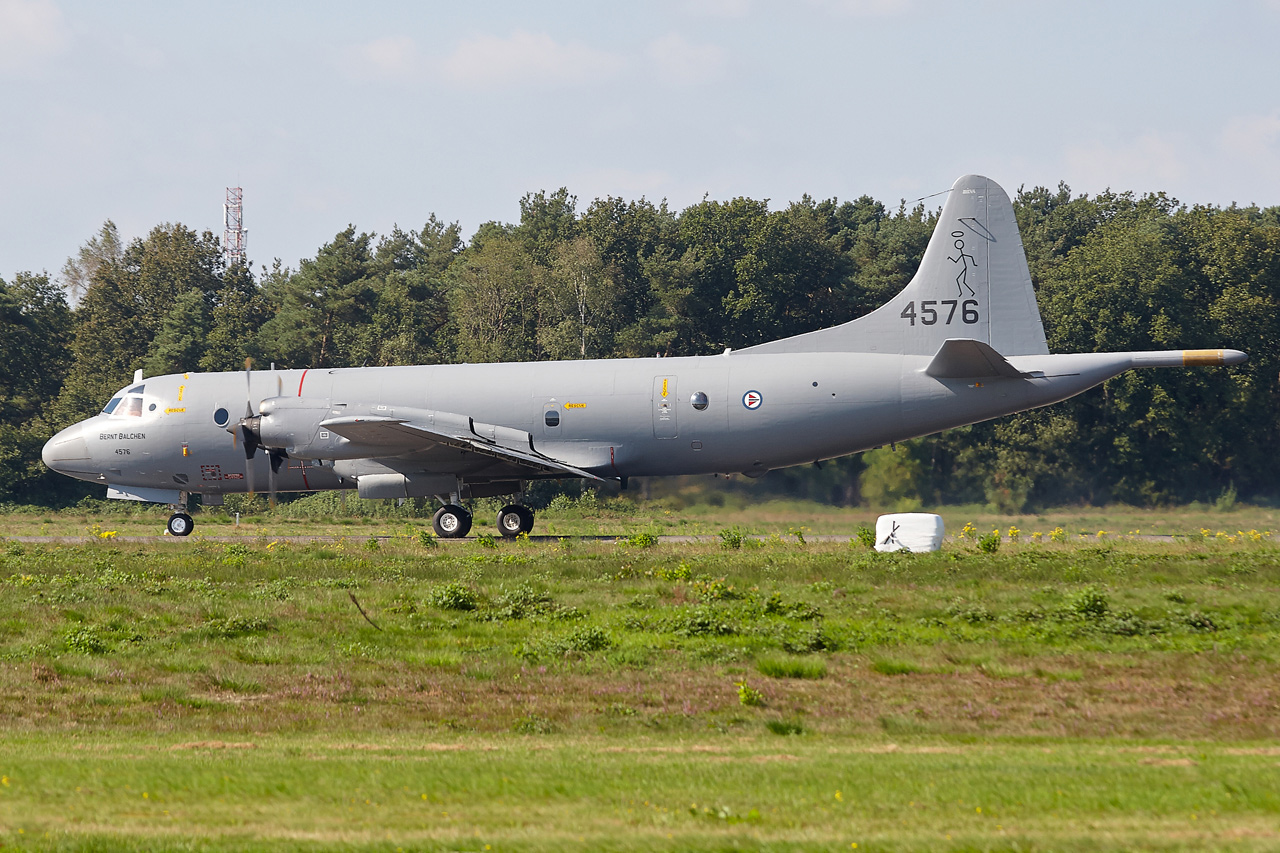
<box><xmin>496</xmin><ymin>504</ymin><xmax>535</xmax><ymax>537</ymax></box>
<box><xmin>430</xmin><ymin>502</ymin><xmax>537</xmax><ymax>539</ymax></box>
<box><xmin>432</xmin><ymin>504</ymin><xmax>473</xmax><ymax>538</ymax></box>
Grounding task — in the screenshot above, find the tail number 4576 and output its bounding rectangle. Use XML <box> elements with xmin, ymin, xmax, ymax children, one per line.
<box><xmin>900</xmin><ymin>299</ymin><xmax>979</xmax><ymax>326</ymax></box>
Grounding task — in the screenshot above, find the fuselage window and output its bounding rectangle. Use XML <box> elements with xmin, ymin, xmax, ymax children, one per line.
<box><xmin>213</xmin><ymin>407</ymin><xmax>230</xmax><ymax>427</ymax></box>
<box><xmin>544</xmin><ymin>409</ymin><xmax>561</xmax><ymax>427</ymax></box>
<box><xmin>691</xmin><ymin>391</ymin><xmax>709</xmax><ymax>411</ymax></box>
<box><xmin>102</xmin><ymin>398</ymin><xmax>121</xmax><ymax>415</ymax></box>
<box><xmin>121</xmin><ymin>396</ymin><xmax>144</xmax><ymax>417</ymax></box>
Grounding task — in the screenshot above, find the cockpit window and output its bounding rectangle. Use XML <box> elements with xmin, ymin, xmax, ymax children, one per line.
<box><xmin>104</xmin><ymin>385</ymin><xmax>146</xmax><ymax>418</ymax></box>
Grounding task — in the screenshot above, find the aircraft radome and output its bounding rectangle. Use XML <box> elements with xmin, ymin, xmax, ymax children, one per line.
<box><xmin>42</xmin><ymin>174</ymin><xmax>1247</xmax><ymax>538</ymax></box>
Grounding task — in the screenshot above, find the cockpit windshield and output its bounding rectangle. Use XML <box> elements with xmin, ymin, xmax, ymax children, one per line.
<box><xmin>103</xmin><ymin>385</ymin><xmax>145</xmax><ymax>417</ymax></box>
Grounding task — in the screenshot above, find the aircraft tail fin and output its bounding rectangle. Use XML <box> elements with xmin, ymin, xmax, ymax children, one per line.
<box><xmin>740</xmin><ymin>174</ymin><xmax>1049</xmax><ymax>357</ymax></box>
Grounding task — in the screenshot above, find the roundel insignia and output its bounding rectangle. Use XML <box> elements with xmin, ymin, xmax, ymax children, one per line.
<box><xmin>742</xmin><ymin>390</ymin><xmax>763</xmax><ymax>410</ymax></box>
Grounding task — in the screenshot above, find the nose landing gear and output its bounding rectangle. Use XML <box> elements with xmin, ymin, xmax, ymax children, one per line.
<box><xmin>166</xmin><ymin>492</ymin><xmax>195</xmax><ymax>536</ymax></box>
<box><xmin>167</xmin><ymin>512</ymin><xmax>194</xmax><ymax>536</ymax></box>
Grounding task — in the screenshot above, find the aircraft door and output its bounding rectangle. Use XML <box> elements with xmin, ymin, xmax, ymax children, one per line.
<box><xmin>652</xmin><ymin>376</ymin><xmax>677</xmax><ymax>439</ymax></box>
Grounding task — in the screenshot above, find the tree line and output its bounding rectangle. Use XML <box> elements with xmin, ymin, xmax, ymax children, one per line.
<box><xmin>2</xmin><ymin>182</ymin><xmax>1277</xmax><ymax>509</ymax></box>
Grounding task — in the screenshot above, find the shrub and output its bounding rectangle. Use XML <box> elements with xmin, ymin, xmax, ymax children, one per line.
<box><xmin>428</xmin><ymin>582</ymin><xmax>479</xmax><ymax>611</ymax></box>
<box><xmin>671</xmin><ymin>606</ymin><xmax>736</xmax><ymax>637</ymax></box>
<box><xmin>621</xmin><ymin>531</ymin><xmax>658</xmax><ymax>549</ymax></box>
<box><xmin>512</xmin><ymin>713</ymin><xmax>557</xmax><ymax>734</ymax></box>
<box><xmin>782</xmin><ymin>625</ymin><xmax>836</xmax><ymax>654</ymax></box>
<box><xmin>692</xmin><ymin>577</ymin><xmax>741</xmax><ymax>602</ymax></box>
<box><xmin>735</xmin><ymin>679</ymin><xmax>765</xmax><ymax>707</ymax></box>
<box><xmin>657</xmin><ymin>562</ymin><xmax>692</xmax><ymax>581</ymax></box>
<box><xmin>718</xmin><ymin>527</ymin><xmax>744</xmax><ymax>550</ymax></box>
<box><xmin>1070</xmin><ymin>586</ymin><xmax>1110</xmax><ymax>621</ymax></box>
<box><xmin>560</xmin><ymin>625</ymin><xmax>613</xmax><ymax>652</ymax></box>
<box><xmin>487</xmin><ymin>584</ymin><xmax>554</xmax><ymax>620</ymax></box>
<box><xmin>946</xmin><ymin>598</ymin><xmax>994</xmax><ymax>624</ymax></box>
<box><xmin>203</xmin><ymin>616</ymin><xmax>272</xmax><ymax>638</ymax></box>
<box><xmin>64</xmin><ymin>626</ymin><xmax>107</xmax><ymax>654</ymax></box>
<box><xmin>1182</xmin><ymin>610</ymin><xmax>1219</xmax><ymax>632</ymax></box>
<box><xmin>853</xmin><ymin>526</ymin><xmax>876</xmax><ymax>549</ymax></box>
<box><xmin>1101</xmin><ymin>609</ymin><xmax>1162</xmax><ymax>637</ymax></box>
<box><xmin>977</xmin><ymin>530</ymin><xmax>1001</xmax><ymax>554</ymax></box>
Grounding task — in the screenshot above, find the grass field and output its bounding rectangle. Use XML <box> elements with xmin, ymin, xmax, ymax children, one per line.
<box><xmin>3</xmin><ymin>490</ymin><xmax>1278</xmax><ymax>539</ymax></box>
<box><xmin>1</xmin><ymin>501</ymin><xmax>1278</xmax><ymax>850</ymax></box>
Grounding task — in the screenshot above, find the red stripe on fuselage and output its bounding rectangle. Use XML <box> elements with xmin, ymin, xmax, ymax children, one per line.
<box><xmin>297</xmin><ymin>369</ymin><xmax>309</xmax><ymax>397</ymax></box>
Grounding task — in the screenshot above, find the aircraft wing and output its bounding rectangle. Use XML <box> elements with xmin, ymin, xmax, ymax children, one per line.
<box><xmin>319</xmin><ymin>414</ymin><xmax>606</xmax><ymax>481</ymax></box>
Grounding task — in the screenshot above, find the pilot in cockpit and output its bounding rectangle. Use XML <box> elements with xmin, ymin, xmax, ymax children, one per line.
<box><xmin>102</xmin><ymin>385</ymin><xmax>146</xmax><ymax>418</ymax></box>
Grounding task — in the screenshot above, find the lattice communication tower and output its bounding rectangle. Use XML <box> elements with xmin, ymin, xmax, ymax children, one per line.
<box><xmin>223</xmin><ymin>187</ymin><xmax>247</xmax><ymax>266</ymax></box>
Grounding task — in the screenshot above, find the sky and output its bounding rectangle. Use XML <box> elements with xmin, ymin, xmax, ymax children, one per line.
<box><xmin>3</xmin><ymin>0</ymin><xmax>1280</xmax><ymax>281</ymax></box>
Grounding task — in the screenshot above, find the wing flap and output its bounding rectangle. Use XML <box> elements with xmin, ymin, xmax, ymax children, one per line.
<box><xmin>320</xmin><ymin>415</ymin><xmax>604</xmax><ymax>481</ymax></box>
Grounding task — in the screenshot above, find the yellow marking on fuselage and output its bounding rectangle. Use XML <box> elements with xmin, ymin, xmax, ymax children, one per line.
<box><xmin>564</xmin><ymin>403</ymin><xmax>586</xmax><ymax>409</ymax></box>
<box><xmin>178</xmin><ymin>385</ymin><xmax>185</xmax><ymax>402</ymax></box>
<box><xmin>661</xmin><ymin>379</ymin><xmax>668</xmax><ymax>397</ymax></box>
<box><xmin>165</xmin><ymin>407</ymin><xmax>186</xmax><ymax>414</ymax></box>
<box><xmin>1182</xmin><ymin>349</ymin><xmax>1225</xmax><ymax>366</ymax></box>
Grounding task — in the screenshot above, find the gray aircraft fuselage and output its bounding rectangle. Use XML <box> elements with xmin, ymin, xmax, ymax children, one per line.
<box><xmin>45</xmin><ymin>349</ymin><xmax>1208</xmax><ymax>495</ymax></box>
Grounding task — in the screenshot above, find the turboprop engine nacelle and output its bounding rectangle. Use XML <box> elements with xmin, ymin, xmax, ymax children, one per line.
<box><xmin>253</xmin><ymin>397</ymin><xmax>366</xmax><ymax>460</ymax></box>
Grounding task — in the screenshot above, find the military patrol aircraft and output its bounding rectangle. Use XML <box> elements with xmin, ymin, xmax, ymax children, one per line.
<box><xmin>42</xmin><ymin>174</ymin><xmax>1246</xmax><ymax>538</ymax></box>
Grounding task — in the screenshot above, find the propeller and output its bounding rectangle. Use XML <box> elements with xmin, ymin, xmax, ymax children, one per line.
<box><xmin>227</xmin><ymin>359</ymin><xmax>290</xmax><ymax>506</ymax></box>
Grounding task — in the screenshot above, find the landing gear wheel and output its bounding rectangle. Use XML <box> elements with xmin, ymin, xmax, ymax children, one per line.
<box><xmin>496</xmin><ymin>504</ymin><xmax>535</xmax><ymax>538</ymax></box>
<box><xmin>167</xmin><ymin>512</ymin><xmax>194</xmax><ymax>537</ymax></box>
<box><xmin>433</xmin><ymin>504</ymin><xmax>473</xmax><ymax>538</ymax></box>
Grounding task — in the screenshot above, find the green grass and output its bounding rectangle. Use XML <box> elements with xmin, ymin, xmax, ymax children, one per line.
<box><xmin>0</xmin><ymin>517</ymin><xmax>1279</xmax><ymax>849</ymax></box>
<box><xmin>0</xmin><ymin>735</ymin><xmax>1278</xmax><ymax>851</ymax></box>
<box><xmin>5</xmin><ymin>492</ymin><xmax>1280</xmax><ymax>539</ymax></box>
<box><xmin>757</xmin><ymin>655</ymin><xmax>828</xmax><ymax>679</ymax></box>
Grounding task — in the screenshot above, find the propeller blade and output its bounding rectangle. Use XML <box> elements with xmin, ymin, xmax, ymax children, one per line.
<box><xmin>240</xmin><ymin>423</ymin><xmax>259</xmax><ymax>459</ymax></box>
<box><xmin>244</xmin><ymin>357</ymin><xmax>254</xmax><ymax>419</ymax></box>
<box><xmin>241</xmin><ymin>358</ymin><xmax>260</xmax><ymax>497</ymax></box>
<box><xmin>267</xmin><ymin>449</ymin><xmax>287</xmax><ymax>509</ymax></box>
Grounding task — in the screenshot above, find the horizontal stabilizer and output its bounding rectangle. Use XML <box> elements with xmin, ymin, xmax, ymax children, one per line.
<box><xmin>925</xmin><ymin>339</ymin><xmax>1030</xmax><ymax>379</ymax></box>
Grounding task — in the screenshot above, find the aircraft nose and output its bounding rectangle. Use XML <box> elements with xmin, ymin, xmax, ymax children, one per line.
<box><xmin>42</xmin><ymin>422</ymin><xmax>93</xmax><ymax>475</ymax></box>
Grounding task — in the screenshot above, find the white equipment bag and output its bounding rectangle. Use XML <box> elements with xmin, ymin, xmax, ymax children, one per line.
<box><xmin>874</xmin><ymin>513</ymin><xmax>945</xmax><ymax>553</ymax></box>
